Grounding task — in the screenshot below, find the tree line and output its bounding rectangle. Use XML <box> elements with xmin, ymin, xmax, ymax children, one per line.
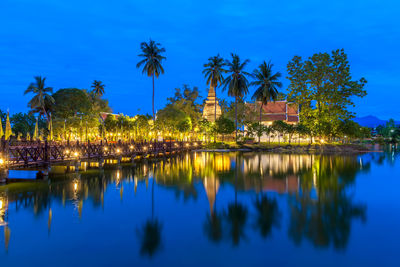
<box><xmin>1</xmin><ymin>40</ymin><xmax>370</xmax><ymax>143</ymax></box>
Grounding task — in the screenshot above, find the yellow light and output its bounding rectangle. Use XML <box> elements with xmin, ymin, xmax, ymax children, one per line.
<box><xmin>0</xmin><ymin>158</ymin><xmax>4</xmax><ymax>165</ymax></box>
<box><xmin>0</xmin><ymin>199</ymin><xmax>3</xmax><ymax>209</ymax></box>
<box><xmin>194</xmin><ymin>143</ymin><xmax>197</xmax><ymax>146</ymax></box>
<box><xmin>143</xmin><ymin>146</ymin><xmax>147</xmax><ymax>151</ymax></box>
<box><xmin>185</xmin><ymin>143</ymin><xmax>189</xmax><ymax>147</ymax></box>
<box><xmin>321</xmin><ymin>139</ymin><xmax>325</xmax><ymax>144</ymax></box>
<box><xmin>65</xmin><ymin>150</ymin><xmax>70</xmax><ymax>154</ymax></box>
<box><xmin>104</xmin><ymin>147</ymin><xmax>108</xmax><ymax>151</ymax></box>
<box><xmin>74</xmin><ymin>182</ymin><xmax>78</xmax><ymax>191</ymax></box>
<box><xmin>74</xmin><ymin>152</ymin><xmax>79</xmax><ymax>157</ymax></box>
<box><xmin>129</xmin><ymin>145</ymin><xmax>134</xmax><ymax>149</ymax></box>
<box><xmin>116</xmin><ymin>149</ymin><xmax>121</xmax><ymax>153</ymax></box>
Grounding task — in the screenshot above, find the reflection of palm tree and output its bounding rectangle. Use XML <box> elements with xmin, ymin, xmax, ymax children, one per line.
<box><xmin>138</xmin><ymin>175</ymin><xmax>162</xmax><ymax>257</ymax></box>
<box><xmin>204</xmin><ymin>212</ymin><xmax>223</xmax><ymax>243</ymax></box>
<box><xmin>253</xmin><ymin>195</ymin><xmax>280</xmax><ymax>238</ymax></box>
<box><xmin>224</xmin><ymin>155</ymin><xmax>248</xmax><ymax>246</ymax></box>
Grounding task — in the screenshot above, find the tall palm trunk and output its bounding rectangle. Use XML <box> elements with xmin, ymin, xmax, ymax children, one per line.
<box><xmin>235</xmin><ymin>96</ymin><xmax>238</xmax><ymax>142</ymax></box>
<box><xmin>152</xmin><ymin>73</ymin><xmax>155</xmax><ymax>122</ymax></box>
<box><xmin>43</xmin><ymin>107</ymin><xmax>49</xmax><ymax>123</ymax></box>
<box><xmin>259</xmin><ymin>102</ymin><xmax>263</xmax><ymax>143</ymax></box>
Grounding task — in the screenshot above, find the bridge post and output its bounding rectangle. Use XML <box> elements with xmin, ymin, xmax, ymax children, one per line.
<box><xmin>0</xmin><ymin>168</ymin><xmax>8</xmax><ymax>183</ymax></box>
<box><xmin>74</xmin><ymin>159</ymin><xmax>80</xmax><ymax>172</ymax></box>
<box><xmin>99</xmin><ymin>158</ymin><xmax>104</xmax><ymax>169</ymax></box>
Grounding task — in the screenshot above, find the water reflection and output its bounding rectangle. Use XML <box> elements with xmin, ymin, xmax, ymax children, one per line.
<box><xmin>0</xmin><ymin>150</ymin><xmax>389</xmax><ymax>256</ymax></box>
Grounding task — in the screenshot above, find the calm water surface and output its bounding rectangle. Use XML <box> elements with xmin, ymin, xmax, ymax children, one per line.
<box><xmin>0</xmin><ymin>149</ymin><xmax>400</xmax><ymax>266</ymax></box>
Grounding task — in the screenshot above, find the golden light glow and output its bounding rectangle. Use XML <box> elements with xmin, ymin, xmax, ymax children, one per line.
<box><xmin>74</xmin><ymin>152</ymin><xmax>79</xmax><ymax>157</ymax></box>
<box><xmin>104</xmin><ymin>147</ymin><xmax>108</xmax><ymax>151</ymax></box>
<box><xmin>143</xmin><ymin>146</ymin><xmax>147</xmax><ymax>151</ymax></box>
<box><xmin>0</xmin><ymin>158</ymin><xmax>4</xmax><ymax>165</ymax></box>
<box><xmin>65</xmin><ymin>150</ymin><xmax>70</xmax><ymax>154</ymax></box>
<box><xmin>74</xmin><ymin>182</ymin><xmax>78</xmax><ymax>191</ymax></box>
<box><xmin>0</xmin><ymin>199</ymin><xmax>3</xmax><ymax>209</ymax></box>
<box><xmin>129</xmin><ymin>145</ymin><xmax>134</xmax><ymax>149</ymax></box>
<box><xmin>321</xmin><ymin>139</ymin><xmax>325</xmax><ymax>144</ymax></box>
<box><xmin>116</xmin><ymin>149</ymin><xmax>121</xmax><ymax>153</ymax></box>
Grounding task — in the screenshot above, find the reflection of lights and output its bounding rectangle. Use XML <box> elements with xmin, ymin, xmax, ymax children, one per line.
<box><xmin>0</xmin><ymin>199</ymin><xmax>3</xmax><ymax>209</ymax></box>
<box><xmin>117</xmin><ymin>171</ymin><xmax>120</xmax><ymax>179</ymax></box>
<box><xmin>0</xmin><ymin>158</ymin><xmax>4</xmax><ymax>165</ymax></box>
<box><xmin>74</xmin><ymin>182</ymin><xmax>78</xmax><ymax>191</ymax></box>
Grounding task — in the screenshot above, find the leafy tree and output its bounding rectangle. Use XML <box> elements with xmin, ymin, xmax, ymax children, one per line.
<box><xmin>276</xmin><ymin>92</ymin><xmax>287</xmax><ymax>101</ymax></box>
<box><xmin>250</xmin><ymin>61</ymin><xmax>282</xmax><ymax>143</ymax></box>
<box><xmin>104</xmin><ymin>114</ymin><xmax>117</xmax><ymax>133</ymax></box>
<box><xmin>137</xmin><ymin>39</ymin><xmax>166</xmax><ymax>121</ymax></box>
<box><xmin>272</xmin><ymin>120</ymin><xmax>288</xmax><ymax>144</ymax></box>
<box><xmin>287</xmin><ymin>49</ymin><xmax>367</xmax><ymax>138</ymax></box>
<box><xmin>203</xmin><ymin>55</ymin><xmax>226</xmax><ymax>123</ymax></box>
<box><xmin>215</xmin><ymin>117</ymin><xmax>234</xmax><ymax>141</ymax></box>
<box><xmin>222</xmin><ymin>54</ymin><xmax>251</xmax><ymax>142</ymax></box>
<box><xmin>91</xmin><ymin>80</ymin><xmax>105</xmax><ymax>97</ymax></box>
<box><xmin>166</xmin><ymin>85</ymin><xmax>202</xmax><ymax>130</ymax></box>
<box><xmin>156</xmin><ymin>105</ymin><xmax>188</xmax><ymax>138</ymax></box>
<box><xmin>52</xmin><ymin>88</ymin><xmax>92</xmax><ymax>119</ymax></box>
<box><xmin>10</xmin><ymin>112</ymin><xmax>37</xmax><ymax>137</ymax></box>
<box><xmin>24</xmin><ymin>76</ymin><xmax>55</xmax><ymax>122</ymax></box>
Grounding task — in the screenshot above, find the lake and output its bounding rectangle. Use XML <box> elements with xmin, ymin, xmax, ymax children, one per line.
<box><xmin>0</xmin><ymin>149</ymin><xmax>399</xmax><ymax>266</ymax></box>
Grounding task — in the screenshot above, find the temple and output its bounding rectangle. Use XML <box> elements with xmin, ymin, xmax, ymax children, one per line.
<box><xmin>246</xmin><ymin>101</ymin><xmax>299</xmax><ymax>125</ymax></box>
<box><xmin>202</xmin><ymin>87</ymin><xmax>222</xmax><ymax>122</ymax></box>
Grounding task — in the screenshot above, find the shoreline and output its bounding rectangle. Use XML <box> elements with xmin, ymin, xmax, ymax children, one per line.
<box><xmin>195</xmin><ymin>144</ymin><xmax>383</xmax><ymax>154</ymax></box>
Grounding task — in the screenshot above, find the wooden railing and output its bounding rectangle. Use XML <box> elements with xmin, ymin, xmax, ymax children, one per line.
<box><xmin>0</xmin><ymin>140</ymin><xmax>202</xmax><ymax>168</ymax></box>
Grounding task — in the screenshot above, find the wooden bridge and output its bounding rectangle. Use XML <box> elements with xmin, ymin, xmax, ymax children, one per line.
<box><xmin>0</xmin><ymin>140</ymin><xmax>202</xmax><ymax>169</ymax></box>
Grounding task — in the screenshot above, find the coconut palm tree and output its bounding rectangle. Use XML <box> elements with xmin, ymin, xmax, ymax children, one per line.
<box><xmin>91</xmin><ymin>80</ymin><xmax>105</xmax><ymax>97</ymax></box>
<box><xmin>203</xmin><ymin>55</ymin><xmax>226</xmax><ymax>122</ymax></box>
<box><xmin>24</xmin><ymin>76</ymin><xmax>55</xmax><ymax>122</ymax></box>
<box><xmin>136</xmin><ymin>40</ymin><xmax>166</xmax><ymax>122</ymax></box>
<box><xmin>222</xmin><ymin>54</ymin><xmax>250</xmax><ymax>142</ymax></box>
<box><xmin>250</xmin><ymin>61</ymin><xmax>282</xmax><ymax>143</ymax></box>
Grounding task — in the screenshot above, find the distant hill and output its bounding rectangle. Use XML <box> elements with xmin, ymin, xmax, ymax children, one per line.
<box><xmin>353</xmin><ymin>115</ymin><xmax>400</xmax><ymax>128</ymax></box>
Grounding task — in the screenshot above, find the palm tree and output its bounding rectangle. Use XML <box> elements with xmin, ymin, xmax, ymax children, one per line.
<box><xmin>203</xmin><ymin>55</ymin><xmax>226</xmax><ymax>123</ymax></box>
<box><xmin>91</xmin><ymin>80</ymin><xmax>105</xmax><ymax>97</ymax></box>
<box><xmin>24</xmin><ymin>76</ymin><xmax>55</xmax><ymax>122</ymax></box>
<box><xmin>136</xmin><ymin>40</ymin><xmax>166</xmax><ymax>122</ymax></box>
<box><xmin>222</xmin><ymin>54</ymin><xmax>250</xmax><ymax>142</ymax></box>
<box><xmin>250</xmin><ymin>61</ymin><xmax>282</xmax><ymax>143</ymax></box>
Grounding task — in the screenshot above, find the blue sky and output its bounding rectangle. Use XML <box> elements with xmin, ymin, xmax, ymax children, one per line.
<box><xmin>0</xmin><ymin>0</ymin><xmax>399</xmax><ymax>119</ymax></box>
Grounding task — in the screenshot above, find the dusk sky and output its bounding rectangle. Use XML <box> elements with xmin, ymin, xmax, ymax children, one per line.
<box><xmin>1</xmin><ymin>0</ymin><xmax>399</xmax><ymax>119</ymax></box>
